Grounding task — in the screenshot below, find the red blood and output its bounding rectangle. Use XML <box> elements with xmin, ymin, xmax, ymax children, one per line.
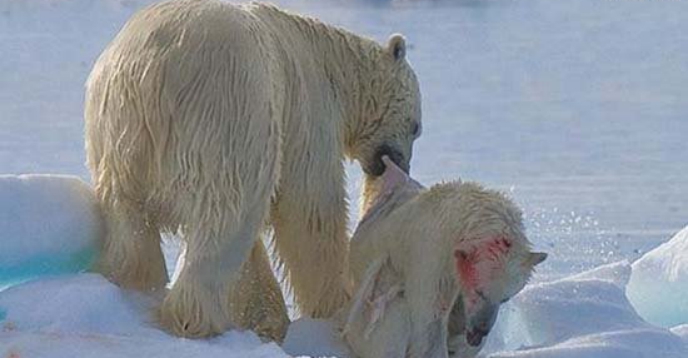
<box><xmin>455</xmin><ymin>249</ymin><xmax>478</xmax><ymax>289</ymax></box>
<box><xmin>455</xmin><ymin>236</ymin><xmax>512</xmax><ymax>288</ymax></box>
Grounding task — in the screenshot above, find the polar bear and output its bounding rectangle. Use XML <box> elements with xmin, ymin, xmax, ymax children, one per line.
<box><xmin>84</xmin><ymin>0</ymin><xmax>422</xmax><ymax>339</ymax></box>
<box><xmin>342</xmin><ymin>158</ymin><xmax>546</xmax><ymax>358</ymax></box>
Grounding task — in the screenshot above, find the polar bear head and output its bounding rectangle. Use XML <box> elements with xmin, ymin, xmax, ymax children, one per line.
<box><xmin>449</xmin><ymin>188</ymin><xmax>547</xmax><ymax>347</ymax></box>
<box><xmin>350</xmin><ymin>34</ymin><xmax>422</xmax><ymax>178</ymax></box>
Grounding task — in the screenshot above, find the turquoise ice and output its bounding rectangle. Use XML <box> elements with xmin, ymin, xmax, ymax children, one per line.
<box><xmin>0</xmin><ymin>247</ymin><xmax>98</xmax><ymax>288</ymax></box>
<box><xmin>0</xmin><ymin>175</ymin><xmax>103</xmax><ymax>289</ymax></box>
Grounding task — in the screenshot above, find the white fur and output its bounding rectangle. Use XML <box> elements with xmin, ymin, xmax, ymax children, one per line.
<box><xmin>84</xmin><ymin>0</ymin><xmax>421</xmax><ymax>339</ymax></box>
<box><xmin>344</xmin><ymin>179</ymin><xmax>544</xmax><ymax>358</ymax></box>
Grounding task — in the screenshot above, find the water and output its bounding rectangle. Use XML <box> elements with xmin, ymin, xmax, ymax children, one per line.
<box><xmin>1</xmin><ymin>0</ymin><xmax>687</xmax><ymax>280</ymax></box>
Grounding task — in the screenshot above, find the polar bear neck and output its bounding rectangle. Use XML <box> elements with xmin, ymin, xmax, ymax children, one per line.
<box><xmin>248</xmin><ymin>3</ymin><xmax>389</xmax><ymax>154</ymax></box>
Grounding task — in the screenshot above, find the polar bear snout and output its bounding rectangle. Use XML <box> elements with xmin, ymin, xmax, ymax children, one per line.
<box><xmin>466</xmin><ymin>328</ymin><xmax>488</xmax><ymax>347</ymax></box>
<box><xmin>465</xmin><ymin>303</ymin><xmax>499</xmax><ymax>347</ymax></box>
<box><xmin>365</xmin><ymin>144</ymin><xmax>409</xmax><ymax>177</ymax></box>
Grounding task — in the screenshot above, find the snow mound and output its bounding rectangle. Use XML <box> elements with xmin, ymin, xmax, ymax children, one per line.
<box><xmin>0</xmin><ymin>175</ymin><xmax>103</xmax><ymax>287</ymax></box>
<box><xmin>670</xmin><ymin>324</ymin><xmax>688</xmax><ymax>345</ymax></box>
<box><xmin>489</xmin><ymin>329</ymin><xmax>687</xmax><ymax>358</ymax></box>
<box><xmin>283</xmin><ymin>318</ymin><xmax>352</xmax><ymax>358</ymax></box>
<box><xmin>487</xmin><ymin>262</ymin><xmax>687</xmax><ymax>358</ymax></box>
<box><xmin>628</xmin><ymin>225</ymin><xmax>688</xmax><ymax>328</ymax></box>
<box><xmin>0</xmin><ymin>274</ymin><xmax>288</xmax><ymax>358</ymax></box>
<box><xmin>283</xmin><ymin>262</ymin><xmax>688</xmax><ymax>358</ymax></box>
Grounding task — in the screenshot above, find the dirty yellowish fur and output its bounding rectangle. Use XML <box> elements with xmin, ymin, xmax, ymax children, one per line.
<box><xmin>346</xmin><ymin>177</ymin><xmax>546</xmax><ymax>358</ymax></box>
<box><xmin>85</xmin><ymin>0</ymin><xmax>421</xmax><ymax>340</ymax></box>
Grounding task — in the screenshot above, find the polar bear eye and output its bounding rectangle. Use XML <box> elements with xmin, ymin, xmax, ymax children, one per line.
<box><xmin>411</xmin><ymin>122</ymin><xmax>421</xmax><ymax>138</ymax></box>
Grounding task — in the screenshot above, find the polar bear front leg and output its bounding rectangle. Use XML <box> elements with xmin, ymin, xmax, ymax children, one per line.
<box><xmin>95</xmin><ymin>200</ymin><xmax>168</xmax><ymax>292</ymax></box>
<box><xmin>271</xmin><ymin>161</ymin><xmax>350</xmax><ymax>318</ymax></box>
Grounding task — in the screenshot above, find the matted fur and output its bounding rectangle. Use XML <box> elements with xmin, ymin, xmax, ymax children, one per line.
<box><xmin>84</xmin><ymin>0</ymin><xmax>421</xmax><ymax>339</ymax></box>
<box><xmin>345</xmin><ymin>181</ymin><xmax>543</xmax><ymax>358</ymax></box>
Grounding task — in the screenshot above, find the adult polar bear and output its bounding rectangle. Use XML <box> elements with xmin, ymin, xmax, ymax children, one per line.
<box><xmin>84</xmin><ymin>0</ymin><xmax>422</xmax><ymax>339</ymax></box>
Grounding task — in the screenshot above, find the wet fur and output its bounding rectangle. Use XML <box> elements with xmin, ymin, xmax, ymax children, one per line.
<box><xmin>345</xmin><ymin>181</ymin><xmax>540</xmax><ymax>357</ymax></box>
<box><xmin>85</xmin><ymin>0</ymin><xmax>421</xmax><ymax>339</ymax></box>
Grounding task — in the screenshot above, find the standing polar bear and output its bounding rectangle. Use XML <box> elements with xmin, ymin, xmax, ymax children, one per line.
<box><xmin>84</xmin><ymin>0</ymin><xmax>422</xmax><ymax>340</ymax></box>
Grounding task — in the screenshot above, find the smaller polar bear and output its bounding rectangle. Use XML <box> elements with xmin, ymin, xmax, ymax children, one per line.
<box><xmin>343</xmin><ymin>157</ymin><xmax>547</xmax><ymax>358</ymax></box>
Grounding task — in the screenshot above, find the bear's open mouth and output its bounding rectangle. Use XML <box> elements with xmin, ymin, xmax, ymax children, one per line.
<box><xmin>466</xmin><ymin>328</ymin><xmax>489</xmax><ymax>347</ymax></box>
<box><xmin>364</xmin><ymin>145</ymin><xmax>409</xmax><ymax>177</ymax></box>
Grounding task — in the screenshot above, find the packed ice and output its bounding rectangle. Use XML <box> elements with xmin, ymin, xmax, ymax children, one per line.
<box><xmin>628</xmin><ymin>226</ymin><xmax>688</xmax><ymax>328</ymax></box>
<box><xmin>0</xmin><ymin>175</ymin><xmax>102</xmax><ymax>288</ymax></box>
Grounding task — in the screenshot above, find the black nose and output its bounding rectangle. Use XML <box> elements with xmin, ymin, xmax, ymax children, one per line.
<box><xmin>365</xmin><ymin>145</ymin><xmax>409</xmax><ymax>177</ymax></box>
<box><xmin>466</xmin><ymin>328</ymin><xmax>489</xmax><ymax>347</ymax></box>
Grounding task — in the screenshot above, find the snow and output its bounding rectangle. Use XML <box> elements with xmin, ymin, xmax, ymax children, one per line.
<box><xmin>484</xmin><ymin>262</ymin><xmax>688</xmax><ymax>358</ymax></box>
<box><xmin>628</xmin><ymin>225</ymin><xmax>688</xmax><ymax>328</ymax></box>
<box><xmin>283</xmin><ymin>318</ymin><xmax>352</xmax><ymax>358</ymax></box>
<box><xmin>0</xmin><ymin>274</ymin><xmax>288</xmax><ymax>358</ymax></box>
<box><xmin>4</xmin><ymin>270</ymin><xmax>685</xmax><ymax>358</ymax></box>
<box><xmin>281</xmin><ymin>262</ymin><xmax>688</xmax><ymax>358</ymax></box>
<box><xmin>0</xmin><ymin>175</ymin><xmax>103</xmax><ymax>288</ymax></box>
<box><xmin>671</xmin><ymin>324</ymin><xmax>688</xmax><ymax>345</ymax></box>
<box><xmin>1</xmin><ymin>0</ymin><xmax>688</xmax><ymax>357</ymax></box>
<box><xmin>5</xmin><ymin>180</ymin><xmax>685</xmax><ymax>358</ymax></box>
<box><xmin>0</xmin><ymin>173</ymin><xmax>285</xmax><ymax>358</ymax></box>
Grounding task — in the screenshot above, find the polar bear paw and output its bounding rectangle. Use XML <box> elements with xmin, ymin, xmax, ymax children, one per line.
<box><xmin>157</xmin><ymin>280</ymin><xmax>232</xmax><ymax>338</ymax></box>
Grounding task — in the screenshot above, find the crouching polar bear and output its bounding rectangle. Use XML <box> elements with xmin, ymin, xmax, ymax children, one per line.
<box><xmin>342</xmin><ymin>158</ymin><xmax>546</xmax><ymax>357</ymax></box>
<box><xmin>84</xmin><ymin>0</ymin><xmax>421</xmax><ymax>340</ymax></box>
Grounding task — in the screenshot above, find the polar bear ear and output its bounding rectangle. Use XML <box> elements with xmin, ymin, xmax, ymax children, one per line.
<box><xmin>525</xmin><ymin>252</ymin><xmax>548</xmax><ymax>268</ymax></box>
<box><xmin>387</xmin><ymin>34</ymin><xmax>407</xmax><ymax>61</ymax></box>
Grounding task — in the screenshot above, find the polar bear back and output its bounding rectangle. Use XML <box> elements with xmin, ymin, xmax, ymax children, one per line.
<box><xmin>85</xmin><ymin>0</ymin><xmax>285</xmax><ymax>220</ymax></box>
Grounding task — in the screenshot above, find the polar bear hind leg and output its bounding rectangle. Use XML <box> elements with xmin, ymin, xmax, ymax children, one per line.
<box><xmin>159</xmin><ymin>193</ymin><xmax>274</xmax><ymax>338</ymax></box>
<box><xmin>230</xmin><ymin>239</ymin><xmax>290</xmax><ymax>342</ymax></box>
<box><xmin>95</xmin><ymin>199</ymin><xmax>168</xmax><ymax>292</ymax></box>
